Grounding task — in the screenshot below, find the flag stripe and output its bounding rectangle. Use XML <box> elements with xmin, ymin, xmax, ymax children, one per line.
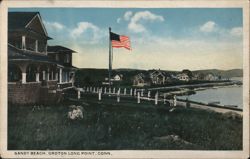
<box><xmin>111</xmin><ymin>35</ymin><xmax>131</xmax><ymax>50</ymax></box>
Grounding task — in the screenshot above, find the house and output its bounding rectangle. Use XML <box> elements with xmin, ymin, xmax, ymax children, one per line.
<box><xmin>191</xmin><ymin>74</ymin><xmax>199</xmax><ymax>80</ymax></box>
<box><xmin>176</xmin><ymin>73</ymin><xmax>190</xmax><ymax>81</ymax></box>
<box><xmin>204</xmin><ymin>73</ymin><xmax>217</xmax><ymax>81</ymax></box>
<box><xmin>133</xmin><ymin>73</ymin><xmax>151</xmax><ymax>87</ymax></box>
<box><xmin>47</xmin><ymin>45</ymin><xmax>78</xmax><ymax>85</ymax></box>
<box><xmin>8</xmin><ymin>12</ymin><xmax>78</xmax><ymax>104</ymax></box>
<box><xmin>150</xmin><ymin>70</ymin><xmax>170</xmax><ymax>85</ymax></box>
<box><xmin>112</xmin><ymin>74</ymin><xmax>123</xmax><ymax>81</ymax></box>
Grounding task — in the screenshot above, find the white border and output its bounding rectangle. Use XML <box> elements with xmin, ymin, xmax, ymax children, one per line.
<box><xmin>0</xmin><ymin>0</ymin><xmax>249</xmax><ymax>158</ymax></box>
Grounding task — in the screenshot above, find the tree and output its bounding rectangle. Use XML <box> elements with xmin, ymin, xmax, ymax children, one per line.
<box><xmin>182</xmin><ymin>69</ymin><xmax>193</xmax><ymax>78</ymax></box>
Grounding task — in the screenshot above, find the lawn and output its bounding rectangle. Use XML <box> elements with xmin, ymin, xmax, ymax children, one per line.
<box><xmin>8</xmin><ymin>94</ymin><xmax>242</xmax><ymax>150</ymax></box>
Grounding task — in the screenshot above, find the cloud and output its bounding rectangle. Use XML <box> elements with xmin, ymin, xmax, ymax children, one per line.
<box><xmin>44</xmin><ymin>21</ymin><xmax>65</xmax><ymax>31</ymax></box>
<box><xmin>128</xmin><ymin>11</ymin><xmax>164</xmax><ymax>33</ymax></box>
<box><xmin>116</xmin><ymin>18</ymin><xmax>121</xmax><ymax>23</ymax></box>
<box><xmin>124</xmin><ymin>11</ymin><xmax>133</xmax><ymax>21</ymax></box>
<box><xmin>230</xmin><ymin>27</ymin><xmax>243</xmax><ymax>37</ymax></box>
<box><xmin>71</xmin><ymin>22</ymin><xmax>99</xmax><ymax>38</ymax></box>
<box><xmin>199</xmin><ymin>21</ymin><xmax>217</xmax><ymax>33</ymax></box>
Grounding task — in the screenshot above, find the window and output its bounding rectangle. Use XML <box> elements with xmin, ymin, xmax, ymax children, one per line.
<box><xmin>56</xmin><ymin>54</ymin><xmax>59</xmax><ymax>61</ymax></box>
<box><xmin>65</xmin><ymin>54</ymin><xmax>70</xmax><ymax>63</ymax></box>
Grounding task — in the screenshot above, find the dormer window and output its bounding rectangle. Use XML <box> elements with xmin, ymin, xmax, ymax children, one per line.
<box><xmin>56</xmin><ymin>54</ymin><xmax>59</xmax><ymax>61</ymax></box>
<box><xmin>65</xmin><ymin>54</ymin><xmax>70</xmax><ymax>63</ymax></box>
<box><xmin>26</xmin><ymin>37</ymin><xmax>37</xmax><ymax>51</ymax></box>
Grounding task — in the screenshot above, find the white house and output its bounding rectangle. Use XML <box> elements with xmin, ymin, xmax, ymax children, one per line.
<box><xmin>176</xmin><ymin>73</ymin><xmax>190</xmax><ymax>81</ymax></box>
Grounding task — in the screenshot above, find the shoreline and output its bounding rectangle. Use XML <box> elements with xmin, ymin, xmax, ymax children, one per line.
<box><xmin>176</xmin><ymin>98</ymin><xmax>242</xmax><ymax>115</ymax></box>
<box><xmin>148</xmin><ymin>80</ymin><xmax>242</xmax><ymax>91</ymax></box>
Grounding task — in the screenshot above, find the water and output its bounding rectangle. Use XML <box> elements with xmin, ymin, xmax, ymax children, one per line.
<box><xmin>178</xmin><ymin>84</ymin><xmax>243</xmax><ymax>109</ymax></box>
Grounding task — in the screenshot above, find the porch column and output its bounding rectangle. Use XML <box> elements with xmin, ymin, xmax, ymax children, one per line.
<box><xmin>42</xmin><ymin>71</ymin><xmax>46</xmax><ymax>80</ymax></box>
<box><xmin>55</xmin><ymin>72</ymin><xmax>58</xmax><ymax>81</ymax></box>
<box><xmin>22</xmin><ymin>73</ymin><xmax>26</xmax><ymax>84</ymax></box>
<box><xmin>36</xmin><ymin>73</ymin><xmax>39</xmax><ymax>82</ymax></box>
<box><xmin>59</xmin><ymin>68</ymin><xmax>62</xmax><ymax>83</ymax></box>
<box><xmin>21</xmin><ymin>36</ymin><xmax>26</xmax><ymax>50</ymax></box>
<box><xmin>51</xmin><ymin>71</ymin><xmax>54</xmax><ymax>80</ymax></box>
<box><xmin>47</xmin><ymin>70</ymin><xmax>50</xmax><ymax>81</ymax></box>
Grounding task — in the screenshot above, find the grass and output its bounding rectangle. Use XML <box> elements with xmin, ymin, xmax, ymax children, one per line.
<box><xmin>8</xmin><ymin>95</ymin><xmax>242</xmax><ymax>150</ymax></box>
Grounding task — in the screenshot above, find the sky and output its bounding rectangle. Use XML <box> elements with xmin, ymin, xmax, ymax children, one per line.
<box><xmin>9</xmin><ymin>8</ymin><xmax>243</xmax><ymax>71</ymax></box>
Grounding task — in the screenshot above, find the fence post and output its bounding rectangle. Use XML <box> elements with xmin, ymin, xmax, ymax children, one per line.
<box><xmin>163</xmin><ymin>94</ymin><xmax>166</xmax><ymax>104</ymax></box>
<box><xmin>173</xmin><ymin>95</ymin><xmax>177</xmax><ymax>107</ymax></box>
<box><xmin>104</xmin><ymin>87</ymin><xmax>107</xmax><ymax>94</ymax></box>
<box><xmin>130</xmin><ymin>88</ymin><xmax>133</xmax><ymax>96</ymax></box>
<box><xmin>77</xmin><ymin>90</ymin><xmax>81</xmax><ymax>99</ymax></box>
<box><xmin>93</xmin><ymin>87</ymin><xmax>96</xmax><ymax>93</ymax></box>
<box><xmin>124</xmin><ymin>88</ymin><xmax>127</xmax><ymax>95</ymax></box>
<box><xmin>117</xmin><ymin>88</ymin><xmax>120</xmax><ymax>102</ymax></box>
<box><xmin>113</xmin><ymin>87</ymin><xmax>116</xmax><ymax>94</ymax></box>
<box><xmin>90</xmin><ymin>87</ymin><xmax>92</xmax><ymax>92</ymax></box>
<box><xmin>148</xmin><ymin>91</ymin><xmax>151</xmax><ymax>100</ymax></box>
<box><xmin>155</xmin><ymin>91</ymin><xmax>158</xmax><ymax>105</ymax></box>
<box><xmin>137</xmin><ymin>92</ymin><xmax>140</xmax><ymax>103</ymax></box>
<box><xmin>141</xmin><ymin>89</ymin><xmax>144</xmax><ymax>96</ymax></box>
<box><xmin>109</xmin><ymin>87</ymin><xmax>111</xmax><ymax>94</ymax></box>
<box><xmin>134</xmin><ymin>89</ymin><xmax>137</xmax><ymax>97</ymax></box>
<box><xmin>98</xmin><ymin>89</ymin><xmax>102</xmax><ymax>101</ymax></box>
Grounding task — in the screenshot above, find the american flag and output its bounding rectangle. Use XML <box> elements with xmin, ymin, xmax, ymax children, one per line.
<box><xmin>110</xmin><ymin>32</ymin><xmax>131</xmax><ymax>50</ymax></box>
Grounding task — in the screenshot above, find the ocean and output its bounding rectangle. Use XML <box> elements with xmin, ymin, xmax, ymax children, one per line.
<box><xmin>178</xmin><ymin>77</ymin><xmax>243</xmax><ymax>109</ymax></box>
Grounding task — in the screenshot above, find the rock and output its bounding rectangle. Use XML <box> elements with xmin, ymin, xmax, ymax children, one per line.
<box><xmin>68</xmin><ymin>105</ymin><xmax>84</xmax><ymax>120</ymax></box>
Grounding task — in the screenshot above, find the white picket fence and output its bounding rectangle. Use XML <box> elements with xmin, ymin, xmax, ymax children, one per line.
<box><xmin>76</xmin><ymin>86</ymin><xmax>177</xmax><ymax>106</ymax></box>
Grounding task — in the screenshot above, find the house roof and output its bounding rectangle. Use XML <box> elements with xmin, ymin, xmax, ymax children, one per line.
<box><xmin>47</xmin><ymin>45</ymin><xmax>77</xmax><ymax>53</ymax></box>
<box><xmin>134</xmin><ymin>73</ymin><xmax>151</xmax><ymax>81</ymax></box>
<box><xmin>150</xmin><ymin>70</ymin><xmax>171</xmax><ymax>78</ymax></box>
<box><xmin>8</xmin><ymin>12</ymin><xmax>52</xmax><ymax>39</ymax></box>
<box><xmin>9</xmin><ymin>12</ymin><xmax>39</xmax><ymax>30</ymax></box>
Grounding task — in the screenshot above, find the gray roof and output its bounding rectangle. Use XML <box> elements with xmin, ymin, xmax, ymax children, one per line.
<box><xmin>8</xmin><ymin>12</ymin><xmax>39</xmax><ymax>30</ymax></box>
<box><xmin>8</xmin><ymin>12</ymin><xmax>52</xmax><ymax>39</ymax></box>
<box><xmin>47</xmin><ymin>45</ymin><xmax>77</xmax><ymax>53</ymax></box>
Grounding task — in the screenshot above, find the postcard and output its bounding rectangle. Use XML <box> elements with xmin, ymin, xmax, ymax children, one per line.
<box><xmin>0</xmin><ymin>0</ymin><xmax>249</xmax><ymax>158</ymax></box>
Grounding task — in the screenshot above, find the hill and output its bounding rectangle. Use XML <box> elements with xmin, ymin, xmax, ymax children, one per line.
<box><xmin>192</xmin><ymin>69</ymin><xmax>243</xmax><ymax>78</ymax></box>
<box><xmin>74</xmin><ymin>68</ymin><xmax>243</xmax><ymax>87</ymax></box>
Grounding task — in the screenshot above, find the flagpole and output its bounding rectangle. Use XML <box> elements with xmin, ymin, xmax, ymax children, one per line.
<box><xmin>109</xmin><ymin>27</ymin><xmax>112</xmax><ymax>87</ymax></box>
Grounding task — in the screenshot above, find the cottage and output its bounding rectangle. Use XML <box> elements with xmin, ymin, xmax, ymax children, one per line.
<box><xmin>133</xmin><ymin>73</ymin><xmax>151</xmax><ymax>87</ymax></box>
<box><xmin>8</xmin><ymin>12</ymin><xmax>78</xmax><ymax>104</ymax></box>
<box><xmin>112</xmin><ymin>74</ymin><xmax>123</xmax><ymax>81</ymax></box>
<box><xmin>204</xmin><ymin>73</ymin><xmax>217</xmax><ymax>81</ymax></box>
<box><xmin>150</xmin><ymin>70</ymin><xmax>170</xmax><ymax>85</ymax></box>
<box><xmin>176</xmin><ymin>73</ymin><xmax>190</xmax><ymax>81</ymax></box>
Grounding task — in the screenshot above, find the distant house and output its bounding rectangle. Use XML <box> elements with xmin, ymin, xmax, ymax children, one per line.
<box><xmin>133</xmin><ymin>73</ymin><xmax>151</xmax><ymax>87</ymax></box>
<box><xmin>150</xmin><ymin>70</ymin><xmax>170</xmax><ymax>85</ymax></box>
<box><xmin>204</xmin><ymin>73</ymin><xmax>217</xmax><ymax>81</ymax></box>
<box><xmin>112</xmin><ymin>74</ymin><xmax>123</xmax><ymax>81</ymax></box>
<box><xmin>8</xmin><ymin>12</ymin><xmax>78</xmax><ymax>104</ymax></box>
<box><xmin>192</xmin><ymin>74</ymin><xmax>199</xmax><ymax>80</ymax></box>
<box><xmin>176</xmin><ymin>73</ymin><xmax>190</xmax><ymax>81</ymax></box>
<box><xmin>103</xmin><ymin>74</ymin><xmax>123</xmax><ymax>84</ymax></box>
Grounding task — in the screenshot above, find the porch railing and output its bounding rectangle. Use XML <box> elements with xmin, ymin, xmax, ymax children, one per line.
<box><xmin>58</xmin><ymin>82</ymin><xmax>73</xmax><ymax>90</ymax></box>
